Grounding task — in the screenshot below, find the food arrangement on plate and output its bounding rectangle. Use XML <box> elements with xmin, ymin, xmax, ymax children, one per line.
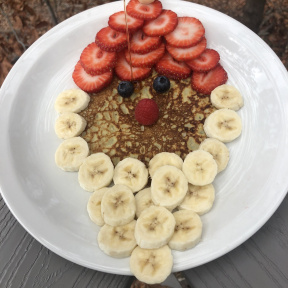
<box><xmin>53</xmin><ymin>0</ymin><xmax>244</xmax><ymax>284</ymax></box>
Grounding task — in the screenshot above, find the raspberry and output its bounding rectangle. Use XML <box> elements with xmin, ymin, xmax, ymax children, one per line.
<box><xmin>135</xmin><ymin>99</ymin><xmax>159</xmax><ymax>126</ymax></box>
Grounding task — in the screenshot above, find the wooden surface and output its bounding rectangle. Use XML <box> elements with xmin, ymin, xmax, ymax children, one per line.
<box><xmin>1</xmin><ymin>192</ymin><xmax>287</xmax><ymax>288</ymax></box>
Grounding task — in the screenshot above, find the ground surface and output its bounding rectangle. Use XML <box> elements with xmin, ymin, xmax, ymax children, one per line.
<box><xmin>0</xmin><ymin>0</ymin><xmax>287</xmax><ymax>287</ymax></box>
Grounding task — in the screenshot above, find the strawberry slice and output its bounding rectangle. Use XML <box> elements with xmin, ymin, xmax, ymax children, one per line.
<box><xmin>166</xmin><ymin>37</ymin><xmax>207</xmax><ymax>62</ymax></box>
<box><xmin>125</xmin><ymin>42</ymin><xmax>165</xmax><ymax>68</ymax></box>
<box><xmin>108</xmin><ymin>11</ymin><xmax>144</xmax><ymax>34</ymax></box>
<box><xmin>80</xmin><ymin>42</ymin><xmax>116</xmax><ymax>75</ymax></box>
<box><xmin>126</xmin><ymin>0</ymin><xmax>162</xmax><ymax>20</ymax></box>
<box><xmin>165</xmin><ymin>17</ymin><xmax>205</xmax><ymax>48</ymax></box>
<box><xmin>143</xmin><ymin>9</ymin><xmax>178</xmax><ymax>37</ymax></box>
<box><xmin>155</xmin><ymin>52</ymin><xmax>191</xmax><ymax>80</ymax></box>
<box><xmin>72</xmin><ymin>61</ymin><xmax>113</xmax><ymax>93</ymax></box>
<box><xmin>186</xmin><ymin>49</ymin><xmax>220</xmax><ymax>72</ymax></box>
<box><xmin>130</xmin><ymin>30</ymin><xmax>162</xmax><ymax>54</ymax></box>
<box><xmin>95</xmin><ymin>26</ymin><xmax>127</xmax><ymax>52</ymax></box>
<box><xmin>115</xmin><ymin>52</ymin><xmax>151</xmax><ymax>81</ymax></box>
<box><xmin>191</xmin><ymin>64</ymin><xmax>228</xmax><ymax>94</ymax></box>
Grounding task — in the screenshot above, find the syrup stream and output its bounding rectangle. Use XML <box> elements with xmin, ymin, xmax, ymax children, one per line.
<box><xmin>123</xmin><ymin>0</ymin><xmax>134</xmax><ymax>81</ymax></box>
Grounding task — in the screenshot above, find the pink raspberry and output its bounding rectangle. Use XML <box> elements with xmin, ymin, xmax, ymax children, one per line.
<box><xmin>134</xmin><ymin>99</ymin><xmax>159</xmax><ymax>126</ymax></box>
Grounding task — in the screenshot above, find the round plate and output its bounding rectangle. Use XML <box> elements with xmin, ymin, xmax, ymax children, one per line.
<box><xmin>0</xmin><ymin>0</ymin><xmax>288</xmax><ymax>275</ymax></box>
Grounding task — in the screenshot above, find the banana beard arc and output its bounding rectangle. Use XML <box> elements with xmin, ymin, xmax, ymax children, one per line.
<box><xmin>53</xmin><ymin>83</ymin><xmax>243</xmax><ymax>284</ymax></box>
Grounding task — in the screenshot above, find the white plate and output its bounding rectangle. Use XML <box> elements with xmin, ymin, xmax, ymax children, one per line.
<box><xmin>1</xmin><ymin>0</ymin><xmax>288</xmax><ymax>275</ymax></box>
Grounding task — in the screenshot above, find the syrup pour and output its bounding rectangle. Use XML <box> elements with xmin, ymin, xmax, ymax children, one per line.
<box><xmin>123</xmin><ymin>0</ymin><xmax>134</xmax><ymax>81</ymax></box>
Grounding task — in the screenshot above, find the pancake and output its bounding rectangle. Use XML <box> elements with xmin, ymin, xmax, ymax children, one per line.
<box><xmin>79</xmin><ymin>70</ymin><xmax>216</xmax><ymax>166</ymax></box>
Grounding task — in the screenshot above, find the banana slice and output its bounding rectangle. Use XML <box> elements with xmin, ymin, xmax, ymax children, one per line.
<box><xmin>203</xmin><ymin>108</ymin><xmax>242</xmax><ymax>143</ymax></box>
<box><xmin>199</xmin><ymin>138</ymin><xmax>229</xmax><ymax>173</ymax></box>
<box><xmin>130</xmin><ymin>245</ymin><xmax>173</xmax><ymax>285</ymax></box>
<box><xmin>178</xmin><ymin>184</ymin><xmax>215</xmax><ymax>215</ymax></box>
<box><xmin>211</xmin><ymin>84</ymin><xmax>244</xmax><ymax>111</ymax></box>
<box><xmin>168</xmin><ymin>210</ymin><xmax>202</xmax><ymax>251</ymax></box>
<box><xmin>87</xmin><ymin>187</ymin><xmax>109</xmax><ymax>226</ymax></box>
<box><xmin>54</xmin><ymin>89</ymin><xmax>90</xmax><ymax>113</ymax></box>
<box><xmin>135</xmin><ymin>188</ymin><xmax>154</xmax><ymax>218</ymax></box>
<box><xmin>55</xmin><ymin>112</ymin><xmax>87</xmax><ymax>139</ymax></box>
<box><xmin>182</xmin><ymin>150</ymin><xmax>217</xmax><ymax>186</ymax></box>
<box><xmin>101</xmin><ymin>184</ymin><xmax>136</xmax><ymax>226</ymax></box>
<box><xmin>148</xmin><ymin>152</ymin><xmax>183</xmax><ymax>178</ymax></box>
<box><xmin>135</xmin><ymin>206</ymin><xmax>175</xmax><ymax>249</ymax></box>
<box><xmin>113</xmin><ymin>158</ymin><xmax>148</xmax><ymax>193</ymax></box>
<box><xmin>55</xmin><ymin>137</ymin><xmax>89</xmax><ymax>171</ymax></box>
<box><xmin>151</xmin><ymin>165</ymin><xmax>188</xmax><ymax>211</ymax></box>
<box><xmin>97</xmin><ymin>220</ymin><xmax>137</xmax><ymax>258</ymax></box>
<box><xmin>78</xmin><ymin>153</ymin><xmax>114</xmax><ymax>192</ymax></box>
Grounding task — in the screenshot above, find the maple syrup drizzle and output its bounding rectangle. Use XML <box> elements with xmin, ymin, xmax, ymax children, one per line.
<box><xmin>123</xmin><ymin>0</ymin><xmax>134</xmax><ymax>81</ymax></box>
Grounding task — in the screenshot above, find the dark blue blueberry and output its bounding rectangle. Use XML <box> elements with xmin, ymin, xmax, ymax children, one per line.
<box><xmin>153</xmin><ymin>76</ymin><xmax>170</xmax><ymax>93</ymax></box>
<box><xmin>117</xmin><ymin>81</ymin><xmax>134</xmax><ymax>98</ymax></box>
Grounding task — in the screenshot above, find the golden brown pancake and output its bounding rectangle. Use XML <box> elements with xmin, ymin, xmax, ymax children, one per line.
<box><xmin>79</xmin><ymin>70</ymin><xmax>215</xmax><ymax>166</ymax></box>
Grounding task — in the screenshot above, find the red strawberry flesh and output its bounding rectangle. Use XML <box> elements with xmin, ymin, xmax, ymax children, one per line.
<box><xmin>165</xmin><ymin>17</ymin><xmax>205</xmax><ymax>48</ymax></box>
<box><xmin>155</xmin><ymin>52</ymin><xmax>191</xmax><ymax>80</ymax></box>
<box><xmin>143</xmin><ymin>9</ymin><xmax>178</xmax><ymax>37</ymax></box>
<box><xmin>125</xmin><ymin>42</ymin><xmax>165</xmax><ymax>68</ymax></box>
<box><xmin>191</xmin><ymin>64</ymin><xmax>228</xmax><ymax>94</ymax></box>
<box><xmin>72</xmin><ymin>61</ymin><xmax>113</xmax><ymax>93</ymax></box>
<box><xmin>126</xmin><ymin>0</ymin><xmax>162</xmax><ymax>20</ymax></box>
<box><xmin>186</xmin><ymin>49</ymin><xmax>220</xmax><ymax>72</ymax></box>
<box><xmin>80</xmin><ymin>42</ymin><xmax>116</xmax><ymax>75</ymax></box>
<box><xmin>115</xmin><ymin>52</ymin><xmax>151</xmax><ymax>81</ymax></box>
<box><xmin>130</xmin><ymin>30</ymin><xmax>162</xmax><ymax>54</ymax></box>
<box><xmin>166</xmin><ymin>37</ymin><xmax>207</xmax><ymax>62</ymax></box>
<box><xmin>95</xmin><ymin>26</ymin><xmax>127</xmax><ymax>52</ymax></box>
<box><xmin>108</xmin><ymin>11</ymin><xmax>144</xmax><ymax>34</ymax></box>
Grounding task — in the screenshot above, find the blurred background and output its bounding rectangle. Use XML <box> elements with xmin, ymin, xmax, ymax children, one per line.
<box><xmin>0</xmin><ymin>0</ymin><xmax>287</xmax><ymax>87</ymax></box>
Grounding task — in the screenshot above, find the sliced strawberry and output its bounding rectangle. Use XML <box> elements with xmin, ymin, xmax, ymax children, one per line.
<box><xmin>155</xmin><ymin>52</ymin><xmax>191</xmax><ymax>80</ymax></box>
<box><xmin>186</xmin><ymin>49</ymin><xmax>220</xmax><ymax>72</ymax></box>
<box><xmin>115</xmin><ymin>52</ymin><xmax>151</xmax><ymax>81</ymax></box>
<box><xmin>126</xmin><ymin>0</ymin><xmax>162</xmax><ymax>20</ymax></box>
<box><xmin>166</xmin><ymin>37</ymin><xmax>207</xmax><ymax>62</ymax></box>
<box><xmin>95</xmin><ymin>26</ymin><xmax>127</xmax><ymax>52</ymax></box>
<box><xmin>79</xmin><ymin>42</ymin><xmax>116</xmax><ymax>76</ymax></box>
<box><xmin>108</xmin><ymin>11</ymin><xmax>144</xmax><ymax>34</ymax></box>
<box><xmin>165</xmin><ymin>17</ymin><xmax>205</xmax><ymax>48</ymax></box>
<box><xmin>72</xmin><ymin>61</ymin><xmax>113</xmax><ymax>93</ymax></box>
<box><xmin>130</xmin><ymin>30</ymin><xmax>162</xmax><ymax>54</ymax></box>
<box><xmin>191</xmin><ymin>64</ymin><xmax>228</xmax><ymax>94</ymax></box>
<box><xmin>143</xmin><ymin>9</ymin><xmax>178</xmax><ymax>37</ymax></box>
<box><xmin>125</xmin><ymin>42</ymin><xmax>165</xmax><ymax>68</ymax></box>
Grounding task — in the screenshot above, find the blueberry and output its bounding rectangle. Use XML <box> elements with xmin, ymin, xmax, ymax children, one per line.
<box><xmin>153</xmin><ymin>76</ymin><xmax>170</xmax><ymax>93</ymax></box>
<box><xmin>117</xmin><ymin>81</ymin><xmax>134</xmax><ymax>98</ymax></box>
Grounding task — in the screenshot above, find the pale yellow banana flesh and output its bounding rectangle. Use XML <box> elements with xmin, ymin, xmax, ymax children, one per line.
<box><xmin>179</xmin><ymin>183</ymin><xmax>215</xmax><ymax>215</ymax></box>
<box><xmin>148</xmin><ymin>152</ymin><xmax>183</xmax><ymax>178</ymax></box>
<box><xmin>134</xmin><ymin>206</ymin><xmax>175</xmax><ymax>249</ymax></box>
<box><xmin>151</xmin><ymin>165</ymin><xmax>188</xmax><ymax>210</ymax></box>
<box><xmin>98</xmin><ymin>220</ymin><xmax>137</xmax><ymax>258</ymax></box>
<box><xmin>211</xmin><ymin>84</ymin><xmax>244</xmax><ymax>111</ymax></box>
<box><xmin>204</xmin><ymin>108</ymin><xmax>242</xmax><ymax>143</ymax></box>
<box><xmin>130</xmin><ymin>245</ymin><xmax>173</xmax><ymax>285</ymax></box>
<box><xmin>55</xmin><ymin>112</ymin><xmax>87</xmax><ymax>139</ymax></box>
<box><xmin>101</xmin><ymin>184</ymin><xmax>136</xmax><ymax>226</ymax></box>
<box><xmin>54</xmin><ymin>89</ymin><xmax>90</xmax><ymax>113</ymax></box>
<box><xmin>182</xmin><ymin>150</ymin><xmax>218</xmax><ymax>186</ymax></box>
<box><xmin>113</xmin><ymin>158</ymin><xmax>148</xmax><ymax>193</ymax></box>
<box><xmin>78</xmin><ymin>153</ymin><xmax>114</xmax><ymax>192</ymax></box>
<box><xmin>55</xmin><ymin>137</ymin><xmax>89</xmax><ymax>172</ymax></box>
<box><xmin>199</xmin><ymin>138</ymin><xmax>230</xmax><ymax>173</ymax></box>
<box><xmin>169</xmin><ymin>210</ymin><xmax>202</xmax><ymax>251</ymax></box>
